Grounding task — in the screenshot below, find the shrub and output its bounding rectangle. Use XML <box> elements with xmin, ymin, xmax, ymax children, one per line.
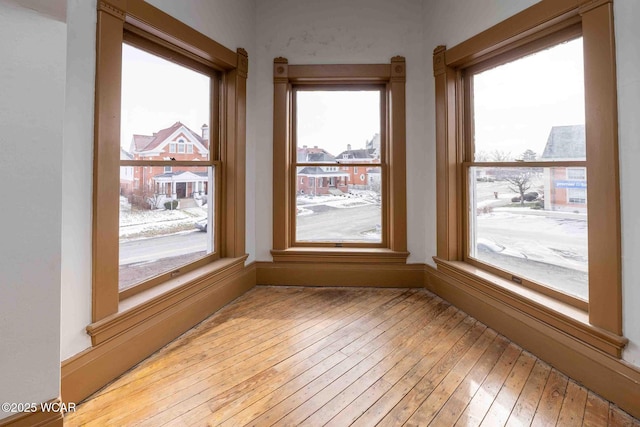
<box><xmin>164</xmin><ymin>199</ymin><xmax>179</xmax><ymax>210</ymax></box>
<box><xmin>511</xmin><ymin>196</ymin><xmax>521</xmax><ymax>203</ymax></box>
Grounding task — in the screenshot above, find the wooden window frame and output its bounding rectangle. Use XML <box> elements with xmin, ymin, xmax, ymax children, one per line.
<box><xmin>272</xmin><ymin>57</ymin><xmax>409</xmax><ymax>263</ymax></box>
<box><xmin>433</xmin><ymin>0</ymin><xmax>623</xmax><ymax>353</ymax></box>
<box><xmin>93</xmin><ymin>0</ymin><xmax>247</xmax><ymax>322</ymax></box>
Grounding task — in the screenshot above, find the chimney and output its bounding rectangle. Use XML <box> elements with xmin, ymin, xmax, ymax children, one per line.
<box><xmin>314</xmin><ymin>145</ymin><xmax>318</xmax><ymax>149</ymax></box>
<box><xmin>347</xmin><ymin>144</ymin><xmax>351</xmax><ymax>151</ymax></box>
<box><xmin>201</xmin><ymin>124</ymin><xmax>209</xmax><ymax>140</ymax></box>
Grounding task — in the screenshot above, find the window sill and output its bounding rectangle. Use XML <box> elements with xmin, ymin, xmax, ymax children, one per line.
<box><xmin>432</xmin><ymin>257</ymin><xmax>627</xmax><ymax>357</ymax></box>
<box><xmin>86</xmin><ymin>255</ymin><xmax>248</xmax><ymax>345</ymax></box>
<box><xmin>271</xmin><ymin>248</ymin><xmax>410</xmax><ymax>264</ymax></box>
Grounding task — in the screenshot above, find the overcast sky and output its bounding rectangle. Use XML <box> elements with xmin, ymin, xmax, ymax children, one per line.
<box><xmin>120</xmin><ymin>43</ymin><xmax>210</xmax><ymax>150</ymax></box>
<box><xmin>473</xmin><ymin>37</ymin><xmax>585</xmax><ymax>159</ymax></box>
<box><xmin>121</xmin><ymin>37</ymin><xmax>584</xmax><ymax>161</ymax></box>
<box><xmin>296</xmin><ymin>90</ymin><xmax>380</xmax><ymax>157</ymax></box>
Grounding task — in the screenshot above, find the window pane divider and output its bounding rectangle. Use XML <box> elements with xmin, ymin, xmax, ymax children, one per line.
<box><xmin>120</xmin><ymin>160</ymin><xmax>220</xmax><ymax>167</ymax></box>
<box><xmin>464</xmin><ymin>161</ymin><xmax>587</xmax><ymax>168</ymax></box>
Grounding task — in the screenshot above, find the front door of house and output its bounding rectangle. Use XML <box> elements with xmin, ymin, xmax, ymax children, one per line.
<box><xmin>176</xmin><ymin>182</ymin><xmax>186</xmax><ymax>199</ymax></box>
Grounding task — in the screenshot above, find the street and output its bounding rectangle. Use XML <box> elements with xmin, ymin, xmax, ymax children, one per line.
<box><xmin>120</xmin><ymin>230</ymin><xmax>207</xmax><ymax>265</ymax></box>
<box><xmin>296</xmin><ymin>204</ymin><xmax>381</xmax><ymax>242</ymax></box>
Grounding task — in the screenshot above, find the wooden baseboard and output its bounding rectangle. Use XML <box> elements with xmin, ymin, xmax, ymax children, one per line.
<box><xmin>256</xmin><ymin>261</ymin><xmax>424</xmax><ymax>287</ymax></box>
<box><xmin>0</xmin><ymin>399</ymin><xmax>63</xmax><ymax>427</ymax></box>
<box><xmin>425</xmin><ymin>264</ymin><xmax>640</xmax><ymax>420</ymax></box>
<box><xmin>61</xmin><ymin>262</ymin><xmax>256</xmax><ymax>405</ymax></box>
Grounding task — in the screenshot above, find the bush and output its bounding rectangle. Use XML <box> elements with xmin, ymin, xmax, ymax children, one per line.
<box><xmin>511</xmin><ymin>196</ymin><xmax>521</xmax><ymax>203</ymax></box>
<box><xmin>164</xmin><ymin>199</ymin><xmax>179</xmax><ymax>210</ymax></box>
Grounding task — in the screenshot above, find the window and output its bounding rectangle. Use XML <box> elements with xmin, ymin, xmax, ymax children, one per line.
<box><xmin>466</xmin><ymin>36</ymin><xmax>588</xmax><ymax>302</ymax></box>
<box><xmin>272</xmin><ymin>57</ymin><xmax>408</xmax><ymax>262</ymax></box>
<box><xmin>93</xmin><ymin>0</ymin><xmax>247</xmax><ymax>322</ymax></box>
<box><xmin>433</xmin><ymin>0</ymin><xmax>622</xmax><ymax>350</ymax></box>
<box><xmin>187</xmin><ymin>144</ymin><xmax>194</xmax><ymax>154</ymax></box>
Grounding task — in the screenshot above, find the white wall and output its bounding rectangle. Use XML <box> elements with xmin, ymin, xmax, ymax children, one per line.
<box><xmin>60</xmin><ymin>0</ymin><xmax>258</xmax><ymax>360</ymax></box>
<box><xmin>253</xmin><ymin>0</ymin><xmax>428</xmax><ymax>263</ymax></box>
<box><xmin>60</xmin><ymin>0</ymin><xmax>96</xmax><ymax>362</ymax></box>
<box><xmin>615</xmin><ymin>0</ymin><xmax>640</xmax><ymax>366</ymax></box>
<box><xmin>0</xmin><ymin>1</ymin><xmax>66</xmax><ymax>419</ymax></box>
<box><xmin>421</xmin><ymin>0</ymin><xmax>640</xmax><ymax>368</ymax></box>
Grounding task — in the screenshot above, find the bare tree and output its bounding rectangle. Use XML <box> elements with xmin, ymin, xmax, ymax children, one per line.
<box><xmin>505</xmin><ymin>172</ymin><xmax>532</xmax><ymax>206</ymax></box>
<box><xmin>490</xmin><ymin>149</ymin><xmax>512</xmax><ymax>162</ymax></box>
<box><xmin>475</xmin><ymin>150</ymin><xmax>490</xmax><ymax>162</ymax></box>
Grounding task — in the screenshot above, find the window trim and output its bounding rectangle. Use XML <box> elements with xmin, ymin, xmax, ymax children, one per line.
<box><xmin>272</xmin><ymin>57</ymin><xmax>408</xmax><ymax>263</ymax></box>
<box><xmin>93</xmin><ymin>0</ymin><xmax>247</xmax><ymax>322</ymax></box>
<box><xmin>433</xmin><ymin>0</ymin><xmax>622</xmax><ymax>341</ymax></box>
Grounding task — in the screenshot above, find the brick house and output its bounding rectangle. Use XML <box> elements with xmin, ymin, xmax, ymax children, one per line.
<box><xmin>296</xmin><ymin>146</ymin><xmax>349</xmax><ymax>195</ymax></box>
<box><xmin>121</xmin><ymin>122</ymin><xmax>210</xmax><ymax>206</ymax></box>
<box><xmin>335</xmin><ymin>138</ymin><xmax>379</xmax><ymax>190</ymax></box>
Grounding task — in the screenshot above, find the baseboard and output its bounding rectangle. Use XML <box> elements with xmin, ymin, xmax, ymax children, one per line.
<box><xmin>425</xmin><ymin>264</ymin><xmax>640</xmax><ymax>420</ymax></box>
<box><xmin>256</xmin><ymin>261</ymin><xmax>424</xmax><ymax>287</ymax></box>
<box><xmin>61</xmin><ymin>262</ymin><xmax>256</xmax><ymax>405</ymax></box>
<box><xmin>0</xmin><ymin>399</ymin><xmax>63</xmax><ymax>427</ymax></box>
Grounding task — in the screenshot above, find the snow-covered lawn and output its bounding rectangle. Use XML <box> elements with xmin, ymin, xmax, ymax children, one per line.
<box><xmin>296</xmin><ymin>190</ymin><xmax>380</xmax><ymax>213</ymax></box>
<box><xmin>119</xmin><ymin>204</ymin><xmax>207</xmax><ymax>240</ymax></box>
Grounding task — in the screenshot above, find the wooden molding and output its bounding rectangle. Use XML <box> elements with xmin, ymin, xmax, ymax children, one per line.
<box><xmin>62</xmin><ymin>263</ymin><xmax>256</xmax><ymax>405</ymax></box>
<box><xmin>425</xmin><ymin>264</ymin><xmax>640</xmax><ymax>420</ymax></box>
<box><xmin>432</xmin><ymin>0</ymin><xmax>622</xmax><ymax>336</ymax></box>
<box><xmin>0</xmin><ymin>399</ymin><xmax>63</xmax><ymax>427</ymax></box>
<box><xmin>272</xmin><ymin>57</ymin><xmax>407</xmax><ymax>258</ymax></box>
<box><xmin>236</xmin><ymin>48</ymin><xmax>248</xmax><ymax>78</ymax></box>
<box><xmin>86</xmin><ymin>257</ymin><xmax>248</xmax><ymax>345</ymax></box>
<box><xmin>581</xmin><ymin>0</ymin><xmax>622</xmax><ymax>334</ymax></box>
<box><xmin>92</xmin><ymin>0</ymin><xmax>247</xmax><ymax>322</ymax></box>
<box><xmin>432</xmin><ymin>45</ymin><xmax>446</xmax><ymax>76</ymax></box>
<box><xmin>256</xmin><ymin>261</ymin><xmax>423</xmax><ymax>288</ymax></box>
<box><xmin>98</xmin><ymin>1</ymin><xmax>125</xmax><ymax>21</ymax></box>
<box><xmin>390</xmin><ymin>56</ymin><xmax>406</xmax><ymax>82</ymax></box>
<box><xmin>270</xmin><ymin>248</ymin><xmax>409</xmax><ymax>264</ymax></box>
<box><xmin>433</xmin><ymin>259</ymin><xmax>626</xmax><ymax>357</ymax></box>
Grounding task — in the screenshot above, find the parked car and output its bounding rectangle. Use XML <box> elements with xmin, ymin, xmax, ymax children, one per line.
<box><xmin>195</xmin><ymin>219</ymin><xmax>207</xmax><ymax>232</ymax></box>
<box><xmin>476</xmin><ymin>238</ymin><xmax>528</xmax><ymax>259</ymax></box>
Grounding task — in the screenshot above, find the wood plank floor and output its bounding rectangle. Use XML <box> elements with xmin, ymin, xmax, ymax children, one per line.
<box><xmin>65</xmin><ymin>287</ymin><xmax>640</xmax><ymax>426</ymax></box>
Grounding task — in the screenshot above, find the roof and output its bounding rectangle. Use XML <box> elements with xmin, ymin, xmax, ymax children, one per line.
<box><xmin>297</xmin><ymin>147</ymin><xmax>337</xmax><ymax>163</ymax></box>
<box><xmin>130</xmin><ymin>122</ymin><xmax>209</xmax><ymax>153</ymax></box>
<box><xmin>120</xmin><ymin>147</ymin><xmax>133</xmax><ymax>160</ymax></box>
<box><xmin>540</xmin><ymin>125</ymin><xmax>585</xmax><ymax>160</ymax></box>
<box><xmin>298</xmin><ymin>167</ymin><xmax>349</xmax><ymax>177</ymax></box>
<box><xmin>335</xmin><ymin>148</ymin><xmax>376</xmax><ymax>160</ymax></box>
<box><xmin>153</xmin><ymin>171</ymin><xmax>209</xmax><ymax>179</ymax></box>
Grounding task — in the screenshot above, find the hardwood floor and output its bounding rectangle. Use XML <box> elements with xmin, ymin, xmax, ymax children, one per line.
<box><xmin>65</xmin><ymin>287</ymin><xmax>640</xmax><ymax>426</ymax></box>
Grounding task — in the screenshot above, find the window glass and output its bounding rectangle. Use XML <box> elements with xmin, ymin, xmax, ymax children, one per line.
<box><xmin>121</xmin><ymin>43</ymin><xmax>210</xmax><ymax>161</ymax></box>
<box><xmin>294</xmin><ymin>89</ymin><xmax>382</xmax><ymax>244</ymax></box>
<box><xmin>469</xmin><ymin>165</ymin><xmax>588</xmax><ymax>300</ymax></box>
<box><xmin>473</xmin><ymin>38</ymin><xmax>585</xmax><ymax>162</ymax></box>
<box><xmin>296</xmin><ymin>166</ymin><xmax>382</xmax><ymax>243</ymax></box>
<box><xmin>469</xmin><ymin>37</ymin><xmax>588</xmax><ymax>300</ymax></box>
<box><xmin>119</xmin><ymin>166</ymin><xmax>214</xmax><ymax>291</ymax></box>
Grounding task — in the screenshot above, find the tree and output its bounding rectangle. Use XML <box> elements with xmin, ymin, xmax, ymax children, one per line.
<box><xmin>475</xmin><ymin>150</ymin><xmax>490</xmax><ymax>162</ymax></box>
<box><xmin>505</xmin><ymin>172</ymin><xmax>532</xmax><ymax>206</ymax></box>
<box><xmin>520</xmin><ymin>149</ymin><xmax>537</xmax><ymax>161</ymax></box>
<box><xmin>490</xmin><ymin>149</ymin><xmax>512</xmax><ymax>162</ymax></box>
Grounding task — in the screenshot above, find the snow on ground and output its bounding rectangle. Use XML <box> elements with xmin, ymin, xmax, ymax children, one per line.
<box><xmin>119</xmin><ymin>205</ymin><xmax>207</xmax><ymax>240</ymax></box>
<box><xmin>296</xmin><ymin>190</ymin><xmax>380</xmax><ymax>212</ymax></box>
